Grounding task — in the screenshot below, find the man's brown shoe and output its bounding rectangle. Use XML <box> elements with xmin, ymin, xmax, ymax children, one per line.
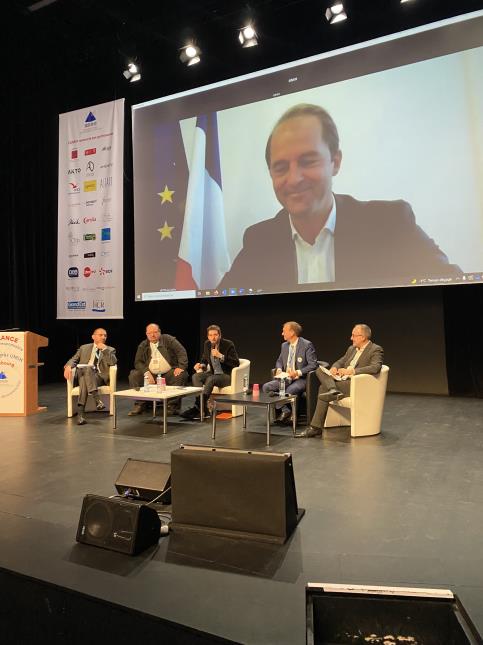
<box><xmin>128</xmin><ymin>403</ymin><xmax>145</xmax><ymax>416</ymax></box>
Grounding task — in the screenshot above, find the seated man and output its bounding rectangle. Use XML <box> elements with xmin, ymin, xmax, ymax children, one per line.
<box><xmin>297</xmin><ymin>323</ymin><xmax>383</xmax><ymax>437</ymax></box>
<box><xmin>181</xmin><ymin>324</ymin><xmax>240</xmax><ymax>420</ymax></box>
<box><xmin>262</xmin><ymin>321</ymin><xmax>317</xmax><ymax>423</ymax></box>
<box><xmin>128</xmin><ymin>323</ymin><xmax>188</xmax><ymax>415</ymax></box>
<box><xmin>63</xmin><ymin>328</ymin><xmax>117</xmax><ymax>426</ymax></box>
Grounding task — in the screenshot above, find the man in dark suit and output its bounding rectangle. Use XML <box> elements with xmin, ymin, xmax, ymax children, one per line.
<box><xmin>128</xmin><ymin>323</ymin><xmax>188</xmax><ymax>415</ymax></box>
<box><xmin>63</xmin><ymin>328</ymin><xmax>117</xmax><ymax>425</ymax></box>
<box><xmin>181</xmin><ymin>324</ymin><xmax>240</xmax><ymax>420</ymax></box>
<box><xmin>263</xmin><ymin>321</ymin><xmax>318</xmax><ymax>424</ymax></box>
<box><xmin>296</xmin><ymin>323</ymin><xmax>383</xmax><ymax>438</ymax></box>
<box><xmin>219</xmin><ymin>103</ymin><xmax>460</xmax><ymax>291</ymax></box>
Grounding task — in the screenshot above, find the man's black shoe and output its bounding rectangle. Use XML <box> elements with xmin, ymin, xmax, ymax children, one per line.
<box><xmin>295</xmin><ymin>426</ymin><xmax>322</xmax><ymax>438</ymax></box>
<box><xmin>77</xmin><ymin>415</ymin><xmax>87</xmax><ymax>426</ymax></box>
<box><xmin>318</xmin><ymin>389</ymin><xmax>345</xmax><ymax>403</ymax></box>
<box><xmin>277</xmin><ymin>410</ymin><xmax>292</xmax><ymax>424</ymax></box>
<box><xmin>180</xmin><ymin>406</ymin><xmax>198</xmax><ymax>420</ymax></box>
<box><xmin>95</xmin><ymin>398</ymin><xmax>106</xmax><ymax>411</ymax></box>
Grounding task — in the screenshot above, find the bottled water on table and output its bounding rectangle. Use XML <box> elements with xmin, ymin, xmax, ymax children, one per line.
<box><xmin>243</xmin><ymin>375</ymin><xmax>248</xmax><ymax>393</ymax></box>
<box><xmin>156</xmin><ymin>374</ymin><xmax>163</xmax><ymax>392</ymax></box>
<box><xmin>143</xmin><ymin>374</ymin><xmax>149</xmax><ymax>392</ymax></box>
<box><xmin>279</xmin><ymin>378</ymin><xmax>286</xmax><ymax>397</ymax></box>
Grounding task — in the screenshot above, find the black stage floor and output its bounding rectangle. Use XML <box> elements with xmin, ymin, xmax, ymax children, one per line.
<box><xmin>1</xmin><ymin>383</ymin><xmax>483</xmax><ymax>644</ymax></box>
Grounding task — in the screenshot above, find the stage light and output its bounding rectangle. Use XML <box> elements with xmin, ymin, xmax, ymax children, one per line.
<box><xmin>180</xmin><ymin>43</ymin><xmax>201</xmax><ymax>66</ymax></box>
<box><xmin>123</xmin><ymin>62</ymin><xmax>141</xmax><ymax>82</ymax></box>
<box><xmin>238</xmin><ymin>24</ymin><xmax>258</xmax><ymax>48</ymax></box>
<box><xmin>325</xmin><ymin>2</ymin><xmax>347</xmax><ymax>24</ymax></box>
<box><xmin>400</xmin><ymin>0</ymin><xmax>415</xmax><ymax>3</ymax></box>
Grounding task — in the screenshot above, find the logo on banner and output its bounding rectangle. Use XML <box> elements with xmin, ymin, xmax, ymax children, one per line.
<box><xmin>84</xmin><ymin>251</ymin><xmax>96</xmax><ymax>258</ymax></box>
<box><xmin>101</xmin><ymin>250</ymin><xmax>110</xmax><ymax>257</ymax></box>
<box><xmin>84</xmin><ymin>266</ymin><xmax>96</xmax><ymax>278</ymax></box>
<box><xmin>69</xmin><ymin>201</ymin><xmax>81</xmax><ymax>208</ymax></box>
<box><xmin>85</xmin><ymin>161</ymin><xmax>95</xmax><ymax>175</ymax></box>
<box><xmin>68</xmin><ymin>218</ymin><xmax>80</xmax><ymax>225</ymax></box>
<box><xmin>84</xmin><ymin>148</ymin><xmax>96</xmax><ymax>156</ymax></box>
<box><xmin>100</xmin><ymin>162</ymin><xmax>113</xmax><ymax>169</ymax></box>
<box><xmin>65</xmin><ymin>286</ymin><xmax>80</xmax><ymax>292</ymax></box>
<box><xmin>83</xmin><ymin>233</ymin><xmax>96</xmax><ymax>241</ymax></box>
<box><xmin>68</xmin><ymin>168</ymin><xmax>81</xmax><ymax>175</ymax></box>
<box><xmin>101</xmin><ymin>227</ymin><xmax>111</xmax><ymax>241</ymax></box>
<box><xmin>67</xmin><ymin>301</ymin><xmax>86</xmax><ymax>310</ymax></box>
<box><xmin>68</xmin><ymin>253</ymin><xmax>79</xmax><ymax>258</ymax></box>
<box><xmin>83</xmin><ymin>180</ymin><xmax>97</xmax><ymax>192</ymax></box>
<box><xmin>83</xmin><ymin>216</ymin><xmax>96</xmax><ymax>224</ymax></box>
<box><xmin>99</xmin><ymin>267</ymin><xmax>113</xmax><ymax>276</ymax></box>
<box><xmin>101</xmin><ymin>145</ymin><xmax>111</xmax><ymax>152</ymax></box>
<box><xmin>68</xmin><ymin>232</ymin><xmax>80</xmax><ymax>245</ymax></box>
<box><xmin>92</xmin><ymin>299</ymin><xmax>106</xmax><ymax>312</ymax></box>
<box><xmin>100</xmin><ymin>177</ymin><xmax>112</xmax><ymax>189</ymax></box>
<box><xmin>86</xmin><ymin>199</ymin><xmax>97</xmax><ymax>207</ymax></box>
<box><xmin>68</xmin><ymin>267</ymin><xmax>79</xmax><ymax>278</ymax></box>
<box><xmin>70</xmin><ymin>149</ymin><xmax>78</xmax><ymax>160</ymax></box>
<box><xmin>0</xmin><ymin>371</ymin><xmax>7</xmax><ymax>381</ymax></box>
<box><xmin>68</xmin><ymin>182</ymin><xmax>80</xmax><ymax>194</ymax></box>
<box><xmin>84</xmin><ymin>112</ymin><xmax>97</xmax><ymax>128</ymax></box>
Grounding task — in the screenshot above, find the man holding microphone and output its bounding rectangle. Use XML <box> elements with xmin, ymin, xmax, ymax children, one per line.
<box><xmin>181</xmin><ymin>325</ymin><xmax>240</xmax><ymax>420</ymax></box>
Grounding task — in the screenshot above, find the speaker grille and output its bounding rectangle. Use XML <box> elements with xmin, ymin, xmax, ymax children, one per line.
<box><xmin>77</xmin><ymin>495</ymin><xmax>161</xmax><ymax>555</ymax></box>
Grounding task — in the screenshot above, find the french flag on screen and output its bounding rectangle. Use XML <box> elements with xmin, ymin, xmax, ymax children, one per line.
<box><xmin>175</xmin><ymin>113</ymin><xmax>231</xmax><ymax>290</ymax></box>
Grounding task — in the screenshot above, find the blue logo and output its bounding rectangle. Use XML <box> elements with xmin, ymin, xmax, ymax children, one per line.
<box><xmin>84</xmin><ymin>112</ymin><xmax>96</xmax><ymax>127</ymax></box>
<box><xmin>67</xmin><ymin>301</ymin><xmax>86</xmax><ymax>310</ymax></box>
<box><xmin>101</xmin><ymin>227</ymin><xmax>111</xmax><ymax>241</ymax></box>
<box><xmin>0</xmin><ymin>371</ymin><xmax>7</xmax><ymax>380</ymax></box>
<box><xmin>229</xmin><ymin>288</ymin><xmax>237</xmax><ymax>296</ymax></box>
<box><xmin>68</xmin><ymin>267</ymin><xmax>79</xmax><ymax>278</ymax></box>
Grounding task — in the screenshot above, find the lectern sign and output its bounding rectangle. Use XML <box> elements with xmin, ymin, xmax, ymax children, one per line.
<box><xmin>0</xmin><ymin>331</ymin><xmax>48</xmax><ymax>417</ymax></box>
<box><xmin>0</xmin><ymin>334</ymin><xmax>25</xmax><ymax>414</ymax></box>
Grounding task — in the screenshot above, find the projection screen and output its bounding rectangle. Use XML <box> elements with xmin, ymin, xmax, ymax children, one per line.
<box><xmin>132</xmin><ymin>10</ymin><xmax>483</xmax><ymax>301</ymax></box>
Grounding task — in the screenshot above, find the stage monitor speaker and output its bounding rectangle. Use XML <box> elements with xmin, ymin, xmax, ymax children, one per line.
<box><xmin>306</xmin><ymin>583</ymin><xmax>482</xmax><ymax>644</ymax></box>
<box><xmin>170</xmin><ymin>445</ymin><xmax>304</xmax><ymax>544</ymax></box>
<box><xmin>115</xmin><ymin>458</ymin><xmax>171</xmax><ymax>504</ymax></box>
<box><xmin>76</xmin><ymin>495</ymin><xmax>161</xmax><ymax>555</ymax></box>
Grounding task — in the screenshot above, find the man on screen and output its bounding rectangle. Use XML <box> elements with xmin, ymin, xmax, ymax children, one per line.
<box><xmin>63</xmin><ymin>328</ymin><xmax>117</xmax><ymax>426</ymax></box>
<box><xmin>296</xmin><ymin>323</ymin><xmax>383</xmax><ymax>438</ymax></box>
<box><xmin>219</xmin><ymin>103</ymin><xmax>460</xmax><ymax>291</ymax></box>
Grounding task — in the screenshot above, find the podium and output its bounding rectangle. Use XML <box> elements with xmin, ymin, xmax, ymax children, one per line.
<box><xmin>0</xmin><ymin>331</ymin><xmax>49</xmax><ymax>416</ymax></box>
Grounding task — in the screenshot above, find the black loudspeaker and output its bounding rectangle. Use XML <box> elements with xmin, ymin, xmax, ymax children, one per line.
<box><xmin>76</xmin><ymin>495</ymin><xmax>161</xmax><ymax>555</ymax></box>
<box><xmin>170</xmin><ymin>445</ymin><xmax>304</xmax><ymax>544</ymax></box>
<box><xmin>115</xmin><ymin>458</ymin><xmax>171</xmax><ymax>504</ymax></box>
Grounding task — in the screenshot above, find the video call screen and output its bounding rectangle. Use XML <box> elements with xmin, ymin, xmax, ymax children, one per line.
<box><xmin>132</xmin><ymin>11</ymin><xmax>483</xmax><ymax>301</ymax></box>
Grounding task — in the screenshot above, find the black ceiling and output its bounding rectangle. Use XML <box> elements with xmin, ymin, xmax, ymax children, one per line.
<box><xmin>6</xmin><ymin>0</ymin><xmax>483</xmax><ymax>109</ymax></box>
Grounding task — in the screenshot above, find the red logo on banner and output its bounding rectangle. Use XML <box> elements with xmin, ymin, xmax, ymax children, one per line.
<box><xmin>84</xmin><ymin>267</ymin><xmax>92</xmax><ymax>277</ymax></box>
<box><xmin>84</xmin><ymin>148</ymin><xmax>96</xmax><ymax>156</ymax></box>
<box><xmin>71</xmin><ymin>149</ymin><xmax>78</xmax><ymax>160</ymax></box>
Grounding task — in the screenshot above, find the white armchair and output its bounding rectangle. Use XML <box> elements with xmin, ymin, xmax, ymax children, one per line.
<box><xmin>67</xmin><ymin>365</ymin><xmax>117</xmax><ymax>417</ymax></box>
<box><xmin>211</xmin><ymin>358</ymin><xmax>251</xmax><ymax>417</ymax></box>
<box><xmin>324</xmin><ymin>365</ymin><xmax>389</xmax><ymax>437</ymax></box>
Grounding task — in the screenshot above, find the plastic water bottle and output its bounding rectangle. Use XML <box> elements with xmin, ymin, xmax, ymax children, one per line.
<box><xmin>279</xmin><ymin>378</ymin><xmax>286</xmax><ymax>397</ymax></box>
<box><xmin>243</xmin><ymin>375</ymin><xmax>248</xmax><ymax>393</ymax></box>
<box><xmin>143</xmin><ymin>374</ymin><xmax>149</xmax><ymax>392</ymax></box>
<box><xmin>156</xmin><ymin>374</ymin><xmax>163</xmax><ymax>392</ymax></box>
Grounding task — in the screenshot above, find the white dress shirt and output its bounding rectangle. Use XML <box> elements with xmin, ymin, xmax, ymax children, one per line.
<box><xmin>289</xmin><ymin>198</ymin><xmax>336</xmax><ymax>284</ymax></box>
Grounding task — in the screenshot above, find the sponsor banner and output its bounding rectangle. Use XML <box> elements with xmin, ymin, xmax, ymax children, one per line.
<box><xmin>0</xmin><ymin>333</ymin><xmax>25</xmax><ymax>414</ymax></box>
<box><xmin>57</xmin><ymin>99</ymin><xmax>124</xmax><ymax>319</ymax></box>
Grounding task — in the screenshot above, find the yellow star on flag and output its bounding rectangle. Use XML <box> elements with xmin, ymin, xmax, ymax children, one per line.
<box><xmin>158</xmin><ymin>185</ymin><xmax>175</xmax><ymax>204</ymax></box>
<box><xmin>158</xmin><ymin>221</ymin><xmax>174</xmax><ymax>240</ymax></box>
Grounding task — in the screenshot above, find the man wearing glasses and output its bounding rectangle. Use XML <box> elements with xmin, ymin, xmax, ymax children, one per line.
<box><xmin>296</xmin><ymin>323</ymin><xmax>383</xmax><ymax>438</ymax></box>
